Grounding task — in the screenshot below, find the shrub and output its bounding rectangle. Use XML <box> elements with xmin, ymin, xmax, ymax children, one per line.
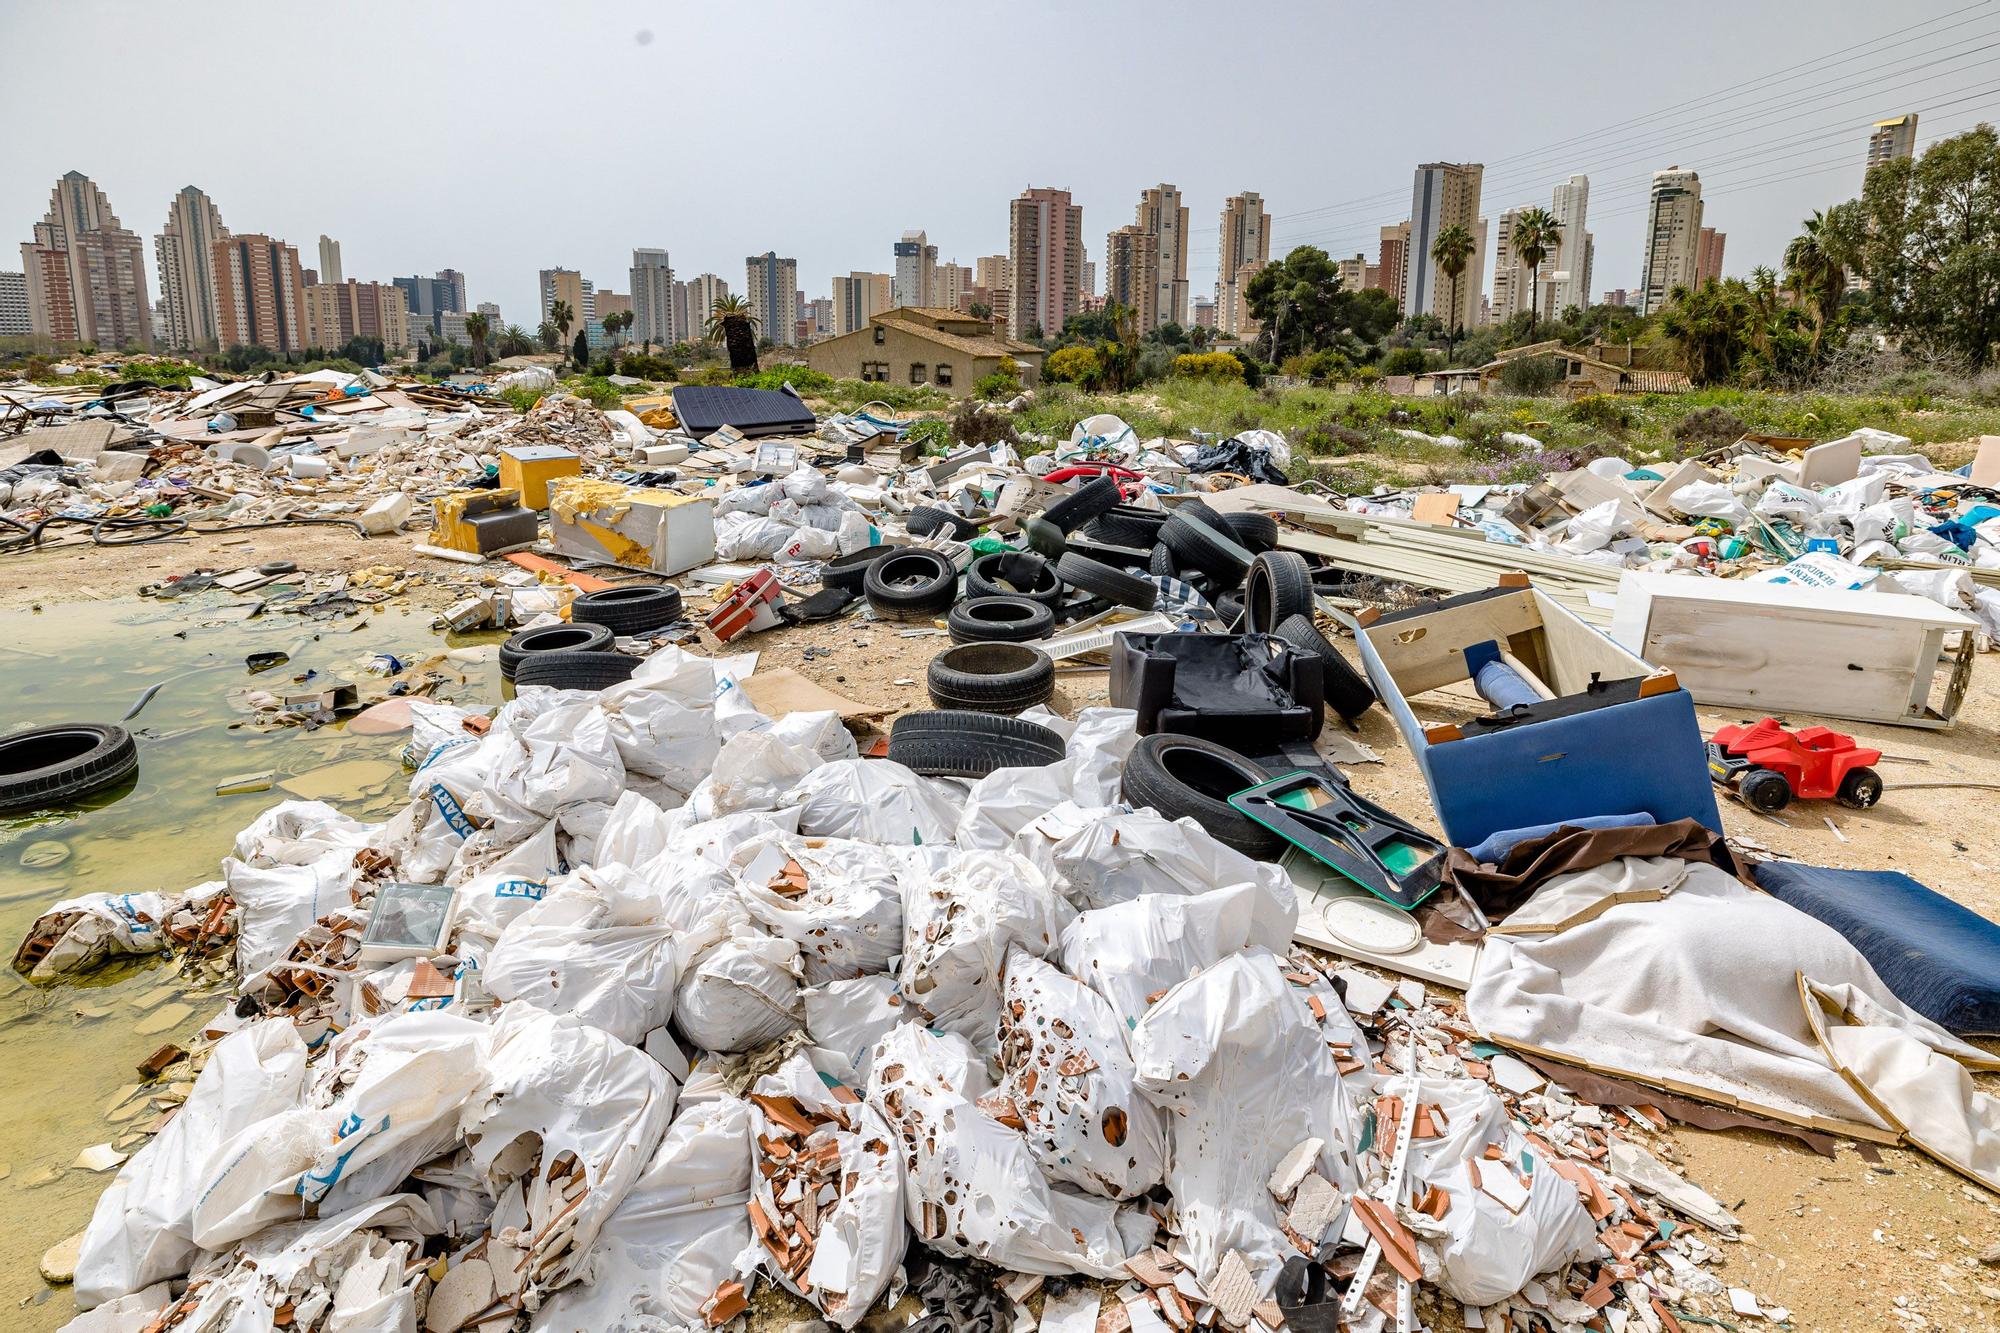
<box><xmin>903</xmin><ymin>418</ymin><xmax>954</xmax><ymax>454</ymax></box>
<box><xmin>1674</xmin><ymin>404</ymin><xmax>1750</xmax><ymax>447</ymax></box>
<box><xmin>736</xmin><ymin>365</ymin><xmax>834</xmax><ymax>393</ymax></box>
<box><xmin>1298</xmin><ymin>419</ymin><xmax>1371</xmax><ymax>457</ymax></box>
<box><xmin>1381</xmin><ymin>347</ymin><xmax>1430</xmax><ymax>377</ymax></box>
<box><xmin>1567</xmin><ymin>393</ymin><xmax>1633</xmax><ymax>431</ymax></box>
<box><xmin>1044</xmin><ymin>346</ymin><xmax>1102</xmax><ymax>385</ymax></box>
<box><xmin>1496</xmin><ymin>354</ymin><xmax>1565</xmax><ymax>396</ymax></box>
<box><xmin>617</xmin><ymin>353</ymin><xmax>679</xmax><ymax>381</ymax></box>
<box><xmin>1352</xmin><ymin>365</ymin><xmax>1382</xmax><ymax>387</ymax></box>
<box><xmin>1280</xmin><ymin>349</ymin><xmax>1351</xmax><ymax>384</ymax></box>
<box><xmin>1230</xmin><ymin>349</ymin><xmax>1264</xmax><ymax>388</ymax></box>
<box><xmin>974</xmin><ymin>357</ymin><xmax>1022</xmax><ymax>400</ymax></box>
<box><xmin>949</xmin><ymin>399</ymin><xmax>1021</xmax><ymax>449</ymax></box>
<box><xmin>500</xmin><ymin>385</ymin><xmax>546</xmax><ymax>413</ymax></box>
<box><xmin>1172</xmin><ymin>351</ymin><xmax>1246</xmax><ymax>382</ymax></box>
<box><xmin>566</xmin><ymin>376</ymin><xmax>623</xmax><ymax>409</ymax></box>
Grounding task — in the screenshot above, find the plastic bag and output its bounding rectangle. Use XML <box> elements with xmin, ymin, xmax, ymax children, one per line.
<box><xmin>867</xmin><ymin>1023</ymin><xmax>1147</xmax><ymax>1276</ymax></box>
<box><xmin>483</xmin><ymin>876</ymin><xmax>681</xmax><ymax>1044</ymax></box>
<box><xmin>1666</xmin><ymin>479</ymin><xmax>1750</xmax><ymax>527</ymax></box>
<box><xmin>226</xmin><ymin>852</ymin><xmax>361</xmax><ymax>978</ymax></box>
<box><xmin>790</xmin><ymin>758</ymin><xmax>963</xmax><ymax>846</ymax></box>
<box><xmin>994</xmin><ymin>947</ymin><xmax>1166</xmax><ymax>1200</ymax></box>
<box><xmin>74</xmin><ymin>1020</ymin><xmax>309</xmax><ymax>1308</ymax></box>
<box><xmin>1016</xmin><ymin>803</ymin><xmax>1294</xmax><ymax>913</ymax></box>
<box><xmin>597</xmin><ymin>647</ymin><xmax>762</xmax><ymax>793</ymax></box>
<box><xmin>733</xmin><ymin>834</ymin><xmax>904</xmax><ymax>984</ymax></box>
<box><xmin>747</xmin><ymin>1051</ymin><xmax>907</xmax><ymax>1326</ymax></box>
<box><xmin>804</xmin><ymin>974</ymin><xmax>910</xmax><ymax>1079</ymax></box>
<box><xmin>684</xmin><ymin>728</ymin><xmax>823</xmax><ymax>821</ymax></box>
<box><xmin>898</xmin><ymin>849</ymin><xmax>1076</xmax><ymax>1040</ymax></box>
<box><xmin>231</xmin><ymin>799</ymin><xmax>376</xmax><ymax>867</ymax></box>
<box><xmin>1129</xmin><ymin>949</ymin><xmax>1360</xmax><ymax>1294</ymax></box>
<box><xmin>15</xmin><ymin>890</ymin><xmax>171</xmax><ymax>982</ymax></box>
<box><xmin>532</xmin><ymin>1096</ymin><xmax>755</xmax><ymax>1331</ymax></box>
<box><xmin>1062</xmin><ymin>881</ymin><xmax>1297</xmax><ymax>1031</ymax></box>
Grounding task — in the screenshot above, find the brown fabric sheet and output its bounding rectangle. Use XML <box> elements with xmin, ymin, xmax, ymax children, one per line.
<box><xmin>1444</xmin><ymin>818</ymin><xmax>1740</xmax><ymax>923</ymax></box>
<box><xmin>1516</xmin><ymin>1052</ymin><xmax>1841</xmax><ymax>1157</ymax></box>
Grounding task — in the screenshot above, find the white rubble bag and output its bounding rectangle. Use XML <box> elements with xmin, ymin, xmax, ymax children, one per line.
<box><xmin>684</xmin><ymin>727</ymin><xmax>824</xmax><ymax>820</ymax></box>
<box><xmin>462</xmin><ymin>692</ymin><xmax>627</xmax><ymax>849</ymax></box>
<box><xmin>460</xmin><ymin>1005</ymin><xmax>678</xmax><ymax>1294</ymax></box>
<box><xmin>867</xmin><ymin>1023</ymin><xmax>1150</xmax><ymax>1276</ymax></box>
<box><xmin>226</xmin><ymin>851</ymin><xmax>363</xmax><ymax>978</ymax></box>
<box><xmin>897</xmin><ymin>848</ymin><xmax>1076</xmax><ymax>1040</ymax></box>
<box><xmin>482</xmin><ymin>871</ymin><xmax>681</xmax><ymax>1044</ymax></box>
<box><xmin>804</xmin><ymin>974</ymin><xmax>910</xmax><ymax>1080</ymax></box>
<box><xmin>1129</xmin><ymin>949</ymin><xmax>1361</xmax><ymax>1295</ymax></box>
<box><xmin>995</xmin><ymin>947</ymin><xmax>1167</xmax><ymax>1200</ymax></box>
<box><xmin>954</xmin><ymin>708</ymin><xmax>1142</xmax><ymax>851</ymax></box>
<box><xmin>74</xmin><ymin>1020</ymin><xmax>310</xmax><ymax>1308</ymax></box>
<box><xmin>789</xmin><ymin>757</ymin><xmax>963</xmax><ymax>845</ymax></box>
<box><xmin>591</xmin><ymin>788</ymin><xmax>679</xmax><ymax>867</ymax></box>
<box><xmin>231</xmin><ymin>798</ymin><xmax>376</xmax><ymax>867</ymax></box>
<box><xmin>673</xmin><ymin>929</ymin><xmax>807</xmax><ymax>1052</ymax></box>
<box><xmin>1014</xmin><ymin>803</ymin><xmax>1295</xmax><ymax>912</ymax></box>
<box><xmin>191</xmin><ymin>1011</ymin><xmax>493</xmax><ymax>1249</ymax></box>
<box><xmin>170</xmin><ymin>1194</ymin><xmax>437</xmax><ymax>1333</ymax></box>
<box><xmin>746</xmin><ymin>1050</ymin><xmax>908</xmax><ymax>1327</ymax></box>
<box><xmin>1061</xmin><ymin>881</ymin><xmax>1297</xmax><ymax>1031</ymax></box>
<box><xmin>533</xmin><ymin>1096</ymin><xmax>756</xmax><ymax>1331</ymax></box>
<box><xmin>15</xmin><ymin>890</ymin><xmax>174</xmax><ymax>982</ymax></box>
<box><xmin>597</xmin><ymin>646</ymin><xmax>761</xmax><ymax>794</ymax></box>
<box><xmin>448</xmin><ymin>818</ymin><xmax>562</xmax><ymax>945</ymax></box>
<box><xmin>1391</xmin><ymin>1075</ymin><xmax>1597</xmax><ymax>1306</ymax></box>
<box><xmin>731</xmin><ymin>833</ymin><xmax>904</xmax><ymax>984</ymax></box>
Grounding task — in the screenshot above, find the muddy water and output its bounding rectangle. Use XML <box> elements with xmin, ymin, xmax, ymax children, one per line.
<box><xmin>0</xmin><ymin>593</ymin><xmax>496</xmax><ymax>1329</ymax></box>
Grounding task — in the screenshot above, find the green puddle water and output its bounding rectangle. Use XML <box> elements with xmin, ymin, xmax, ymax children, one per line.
<box><xmin>0</xmin><ymin>592</ymin><xmax>497</xmax><ymax>1328</ymax></box>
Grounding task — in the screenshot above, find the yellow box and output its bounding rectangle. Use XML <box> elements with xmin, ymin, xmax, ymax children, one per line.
<box><xmin>498</xmin><ymin>445</ymin><xmax>583</xmax><ymax>510</ymax></box>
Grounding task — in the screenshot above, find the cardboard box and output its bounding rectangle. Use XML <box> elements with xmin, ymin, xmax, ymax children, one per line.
<box><xmin>499</xmin><ymin>445</ymin><xmax>582</xmax><ymax>509</ymax></box>
<box><xmin>548</xmin><ymin>477</ymin><xmax>716</xmax><ymax>575</ymax></box>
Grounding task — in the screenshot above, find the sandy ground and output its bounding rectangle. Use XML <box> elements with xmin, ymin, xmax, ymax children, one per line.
<box><xmin>6</xmin><ymin>527</ymin><xmax>2000</xmax><ymax>1330</ymax></box>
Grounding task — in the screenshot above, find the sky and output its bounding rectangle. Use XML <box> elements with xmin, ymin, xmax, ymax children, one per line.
<box><xmin>4</xmin><ymin>0</ymin><xmax>1998</xmax><ymax>332</ymax></box>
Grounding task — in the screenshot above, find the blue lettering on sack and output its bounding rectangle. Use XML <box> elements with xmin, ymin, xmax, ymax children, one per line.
<box><xmin>493</xmin><ymin>879</ymin><xmax>546</xmax><ymax>901</ymax></box>
<box><xmin>407</xmin><ymin>996</ymin><xmax>452</xmax><ymax>1012</ymax></box>
<box><xmin>108</xmin><ymin>894</ymin><xmax>153</xmax><ymax>934</ymax></box>
<box><xmin>296</xmin><ymin>1111</ymin><xmax>389</xmax><ymax>1202</ymax></box>
<box><xmin>429</xmin><ymin>785</ymin><xmax>474</xmax><ymax>840</ymax></box>
<box><xmin>418</xmin><ymin>736</ymin><xmax>476</xmax><ymax>772</ymax></box>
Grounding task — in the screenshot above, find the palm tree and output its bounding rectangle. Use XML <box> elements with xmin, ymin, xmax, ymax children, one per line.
<box><xmin>536</xmin><ymin>320</ymin><xmax>559</xmax><ymax>353</ymax></box>
<box><xmin>705</xmin><ymin>295</ymin><xmax>761</xmax><ymax>372</ymax></box>
<box><xmin>549</xmin><ymin>299</ymin><xmax>574</xmax><ymax>350</ymax></box>
<box><xmin>1429</xmin><ymin>223</ymin><xmax>1476</xmax><ymax>361</ymax></box>
<box><xmin>497</xmin><ymin>324</ymin><xmax>535</xmax><ymax>357</ymax></box>
<box><xmin>464</xmin><ymin>311</ymin><xmax>490</xmax><ymax>368</ymax></box>
<box><xmin>1512</xmin><ymin>207</ymin><xmax>1561</xmax><ymax>340</ymax></box>
<box><xmin>1659</xmin><ymin>280</ymin><xmax>1755</xmax><ymax>386</ymax></box>
<box><xmin>1783</xmin><ymin>210</ymin><xmax>1846</xmax><ymax>362</ymax></box>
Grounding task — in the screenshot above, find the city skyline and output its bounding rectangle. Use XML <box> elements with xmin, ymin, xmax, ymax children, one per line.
<box><xmin>4</xmin><ymin>0</ymin><xmax>1986</xmax><ymax>346</ymax></box>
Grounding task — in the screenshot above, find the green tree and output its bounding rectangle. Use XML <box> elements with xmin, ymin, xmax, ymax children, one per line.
<box><xmin>464</xmin><ymin>312</ymin><xmax>490</xmax><ymax>368</ymax></box>
<box><xmin>1783</xmin><ymin>209</ymin><xmax>1847</xmax><ymax>364</ymax></box>
<box><xmin>1429</xmin><ymin>223</ymin><xmax>1476</xmax><ymax>360</ymax></box>
<box><xmin>1043</xmin><ymin>345</ymin><xmax>1103</xmax><ymax>386</ymax></box>
<box><xmin>1658</xmin><ymin>279</ymin><xmax>1758</xmax><ymax>386</ymax></box>
<box><xmin>571</xmin><ymin>329</ymin><xmax>589</xmax><ymax>368</ymax></box>
<box><xmin>550</xmin><ymin>299</ymin><xmax>574</xmax><ymax>349</ymax></box>
<box><xmin>705</xmin><ymin>295</ymin><xmax>761</xmax><ymax>372</ymax></box>
<box><xmin>1511</xmin><ymin>207</ymin><xmax>1561</xmax><ymax>339</ymax></box>
<box><xmin>969</xmin><ymin>301</ymin><xmax>993</xmax><ymax>320</ymax></box>
<box><xmin>1245</xmin><ymin>246</ymin><xmax>1400</xmax><ymax>361</ymax></box>
<box><xmin>536</xmin><ymin>320</ymin><xmax>559</xmax><ymax>353</ymax></box>
<box><xmin>497</xmin><ymin>324</ymin><xmax>535</xmax><ymax>357</ymax></box>
<box><xmin>1843</xmin><ymin>125</ymin><xmax>2000</xmax><ymax>369</ymax></box>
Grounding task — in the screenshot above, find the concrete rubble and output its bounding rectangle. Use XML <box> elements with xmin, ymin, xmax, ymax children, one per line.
<box><xmin>5</xmin><ymin>361</ymin><xmax>1999</xmax><ymax>1333</ymax></box>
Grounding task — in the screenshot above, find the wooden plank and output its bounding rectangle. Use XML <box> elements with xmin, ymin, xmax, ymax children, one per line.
<box><xmin>1409</xmin><ymin>492</ymin><xmax>1460</xmax><ymax>526</ymax></box>
<box><xmin>1362</xmin><ymin>589</ymin><xmax>1542</xmax><ymax>696</ymax></box>
<box><xmin>502</xmin><ymin>552</ymin><xmax>617</xmax><ymax>592</ymax></box>
<box><xmin>1527</xmin><ymin>589</ymin><xmax>1653</xmax><ymax>694</ymax></box>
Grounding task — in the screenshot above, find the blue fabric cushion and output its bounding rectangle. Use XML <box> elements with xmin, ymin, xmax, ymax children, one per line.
<box><xmin>1751</xmin><ymin>861</ymin><xmax>2000</xmax><ymax>1036</ymax></box>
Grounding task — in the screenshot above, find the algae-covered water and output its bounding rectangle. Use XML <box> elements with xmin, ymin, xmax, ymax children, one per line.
<box><xmin>0</xmin><ymin>592</ymin><xmax>496</xmax><ymax>1329</ymax></box>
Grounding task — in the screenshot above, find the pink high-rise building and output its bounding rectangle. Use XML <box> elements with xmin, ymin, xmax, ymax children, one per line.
<box><xmin>1007</xmin><ymin>187</ymin><xmax>1082</xmax><ymax>340</ymax></box>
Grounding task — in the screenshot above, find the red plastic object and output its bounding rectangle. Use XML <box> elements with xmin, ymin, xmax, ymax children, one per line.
<box><xmin>1708</xmin><ymin>717</ymin><xmax>1882</xmax><ymax>802</ymax></box>
<box><xmin>1041</xmin><ymin>464</ymin><xmax>1143</xmax><ymax>483</ymax></box>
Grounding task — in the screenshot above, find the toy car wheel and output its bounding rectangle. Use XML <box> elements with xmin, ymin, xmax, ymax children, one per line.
<box><xmin>1836</xmin><ymin>767</ymin><xmax>1884</xmax><ymax>810</ymax></box>
<box><xmin>1738</xmin><ymin>768</ymin><xmax>1792</xmax><ymax>814</ymax></box>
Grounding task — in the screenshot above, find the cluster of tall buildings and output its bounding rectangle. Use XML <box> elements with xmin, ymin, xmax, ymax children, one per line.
<box><xmin>4</xmin><ymin>173</ymin><xmax>483</xmax><ymax>355</ymax></box>
<box><xmin>4</xmin><ymin>116</ymin><xmax>1927</xmax><ymax>356</ymax></box>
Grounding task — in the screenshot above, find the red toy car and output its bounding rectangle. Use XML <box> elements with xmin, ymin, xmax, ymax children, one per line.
<box><xmin>1706</xmin><ymin>717</ymin><xmax>1883</xmax><ymax>813</ymax></box>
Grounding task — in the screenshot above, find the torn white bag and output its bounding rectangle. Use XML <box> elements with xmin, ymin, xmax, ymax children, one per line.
<box><xmin>898</xmin><ymin>848</ymin><xmax>1076</xmax><ymax>1040</ymax></box>
<box><xmin>789</xmin><ymin>758</ymin><xmax>963</xmax><ymax>846</ymax></box>
<box><xmin>1061</xmin><ymin>881</ymin><xmax>1297</xmax><ymax>1032</ymax></box>
<box><xmin>674</xmin><ymin>929</ymin><xmax>806</xmax><ymax>1052</ymax></box>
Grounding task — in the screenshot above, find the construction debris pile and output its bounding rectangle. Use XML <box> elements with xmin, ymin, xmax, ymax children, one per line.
<box><xmin>8</xmin><ymin>368</ymin><xmax>2000</xmax><ymax>1333</ymax></box>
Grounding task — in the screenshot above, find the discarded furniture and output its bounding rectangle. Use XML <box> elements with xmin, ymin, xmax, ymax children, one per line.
<box><xmin>429</xmin><ymin>488</ymin><xmax>537</xmax><ymax>555</ymax></box>
<box><xmin>547</xmin><ymin>477</ymin><xmax>717</xmax><ymax>575</ymax></box>
<box><xmin>1356</xmin><ymin>575</ymin><xmax>1719</xmax><ymax>849</ymax></box>
<box><xmin>1751</xmin><ymin>861</ymin><xmax>2000</xmax><ymax>1036</ymax></box>
<box><xmin>1609</xmin><ymin>572</ymin><xmax>1977</xmax><ymax>729</ymax></box>
<box><xmin>498</xmin><ymin>444</ymin><xmax>582</xmax><ymax>509</ymax></box>
<box><xmin>1110</xmin><ymin>631</ymin><xmax>1325</xmax><ymax>749</ymax></box>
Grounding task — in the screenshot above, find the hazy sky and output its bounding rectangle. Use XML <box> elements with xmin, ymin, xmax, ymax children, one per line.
<box><xmin>5</xmin><ymin>0</ymin><xmax>1997</xmax><ymax>331</ymax></box>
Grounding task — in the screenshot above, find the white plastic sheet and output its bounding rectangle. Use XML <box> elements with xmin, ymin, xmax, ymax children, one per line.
<box><xmin>733</xmin><ymin>834</ymin><xmax>904</xmax><ymax>984</ymax></box>
<box><xmin>1016</xmin><ymin>803</ymin><xmax>1295</xmax><ymax>913</ymax></box>
<box><xmin>790</xmin><ymin>758</ymin><xmax>963</xmax><ymax>845</ymax></box>
<box><xmin>483</xmin><ymin>874</ymin><xmax>681</xmax><ymax>1044</ymax></box>
<box><xmin>226</xmin><ymin>852</ymin><xmax>362</xmax><ymax>978</ymax></box>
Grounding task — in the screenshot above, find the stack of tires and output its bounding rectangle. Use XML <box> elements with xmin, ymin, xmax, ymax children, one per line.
<box><xmin>500</xmin><ymin>582</ymin><xmax>686</xmax><ymax>693</ymax></box>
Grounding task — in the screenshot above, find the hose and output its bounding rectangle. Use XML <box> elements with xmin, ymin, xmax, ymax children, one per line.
<box><xmin>0</xmin><ymin>513</ymin><xmax>369</xmax><ymax>557</ymax></box>
<box><xmin>93</xmin><ymin>516</ymin><xmax>189</xmax><ymax>545</ymax></box>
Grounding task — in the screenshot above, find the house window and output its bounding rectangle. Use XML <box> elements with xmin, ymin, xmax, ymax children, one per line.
<box><xmin>872</xmin><ymin>325</ymin><xmax>885</xmax><ymax>345</ymax></box>
<box><xmin>860</xmin><ymin>361</ymin><xmax>888</xmax><ymax>382</ymax></box>
<box><xmin>935</xmin><ymin>363</ymin><xmax>952</xmax><ymax>387</ymax></box>
<box><xmin>909</xmin><ymin>363</ymin><xmax>926</xmax><ymax>385</ymax></box>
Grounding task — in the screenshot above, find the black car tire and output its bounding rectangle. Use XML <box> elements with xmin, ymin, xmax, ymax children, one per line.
<box><xmin>889</xmin><ymin>709</ymin><xmax>1066</xmax><ymax>777</ymax></box>
<box><xmin>501</xmin><ymin>622</ymin><xmax>616</xmax><ymax>682</ymax></box>
<box><xmin>1055</xmin><ymin>552</ymin><xmax>1158</xmax><ymax>610</ymax></box>
<box><xmin>1219</xmin><ymin>511</ymin><xmax>1280</xmax><ymax>553</ymax></box>
<box><xmin>926</xmin><ymin>642</ymin><xmax>1057</xmax><ymax>713</ymax></box>
<box><xmin>1214</xmin><ymin>593</ymin><xmax>1245</xmax><ymax>628</ymax></box>
<box><xmin>1172</xmin><ymin>497</ymin><xmax>1226</xmax><ymax>530</ymax></box>
<box><xmin>1160</xmin><ymin>511</ymin><xmax>1254</xmax><ymax>582</ymax></box>
<box><xmin>571</xmin><ymin>584</ymin><xmax>684</xmax><ymax>635</ymax></box>
<box><xmin>965</xmin><ymin>551</ymin><xmax>1062</xmax><ymax>607</ymax></box>
<box><xmin>907</xmin><ymin>505</ymin><xmax>980</xmax><ymax>541</ymax></box>
<box><xmin>1244</xmin><ymin>551</ymin><xmax>1313</xmax><ymax>633</ymax></box>
<box><xmin>1271</xmin><ymin>613</ymin><xmax>1377</xmax><ymax>721</ymax></box>
<box><xmin>513</xmin><ymin>650</ymin><xmax>640</xmax><ymax>692</ymax></box>
<box><xmin>947</xmin><ymin>596</ymin><xmax>1057</xmax><ymax>644</ymax></box>
<box><xmin>1120</xmin><ymin>733</ymin><xmax>1283</xmax><ymax>857</ymax></box>
<box><xmin>1086</xmin><ymin>505</ymin><xmax>1169</xmax><ymax>549</ymax></box>
<box><xmin>863</xmin><ymin>548</ymin><xmax>959</xmax><ymax>621</ymax></box>
<box><xmin>0</xmin><ymin>723</ymin><xmax>138</xmax><ymax>814</ymax></box>
<box><xmin>1041</xmin><ymin>476</ymin><xmax>1122</xmax><ymax>532</ymax></box>
<box><xmin>821</xmin><ymin>546</ymin><xmax>897</xmax><ymax>592</ymax></box>
<box><xmin>1149</xmin><ymin>543</ymin><xmax>1179</xmax><ymax>578</ymax></box>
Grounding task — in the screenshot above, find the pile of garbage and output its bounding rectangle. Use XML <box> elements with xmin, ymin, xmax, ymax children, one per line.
<box><xmin>23</xmin><ymin>650</ymin><xmax>1798</xmax><ymax>1333</ymax></box>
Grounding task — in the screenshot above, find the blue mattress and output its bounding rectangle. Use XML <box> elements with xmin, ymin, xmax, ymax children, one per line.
<box><xmin>1751</xmin><ymin>861</ymin><xmax>2000</xmax><ymax>1036</ymax></box>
